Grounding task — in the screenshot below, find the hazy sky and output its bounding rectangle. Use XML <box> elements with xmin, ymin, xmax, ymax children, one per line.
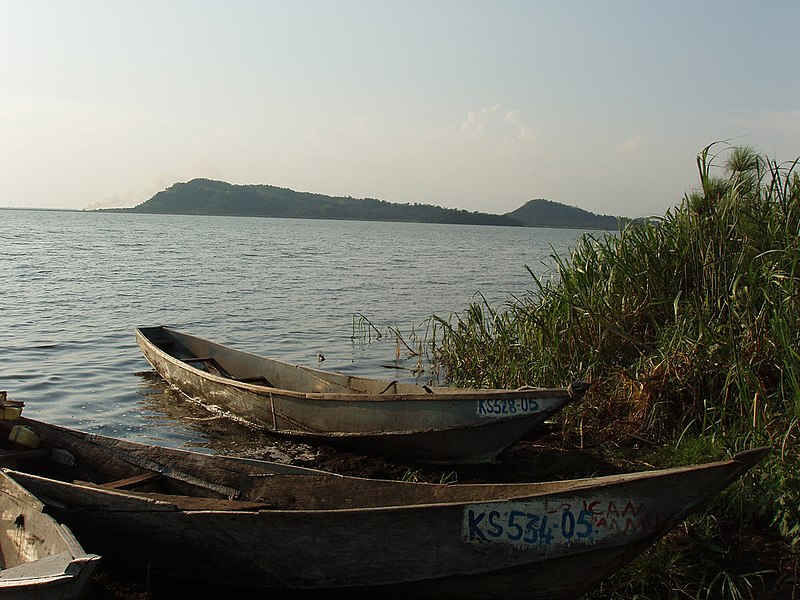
<box><xmin>2</xmin><ymin>1</ymin><xmax>798</xmax><ymax>217</ymax></box>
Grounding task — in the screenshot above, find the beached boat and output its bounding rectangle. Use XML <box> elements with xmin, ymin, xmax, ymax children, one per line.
<box><xmin>0</xmin><ymin>414</ymin><xmax>767</xmax><ymax>600</ymax></box>
<box><xmin>135</xmin><ymin>326</ymin><xmax>589</xmax><ymax>464</ymax></box>
<box><xmin>0</xmin><ymin>468</ymin><xmax>99</xmax><ymax>599</ymax></box>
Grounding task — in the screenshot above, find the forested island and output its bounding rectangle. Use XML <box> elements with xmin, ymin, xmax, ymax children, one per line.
<box><xmin>112</xmin><ymin>178</ymin><xmax>623</xmax><ymax>230</ymax></box>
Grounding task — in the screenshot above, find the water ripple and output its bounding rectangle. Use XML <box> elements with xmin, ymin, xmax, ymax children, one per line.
<box><xmin>0</xmin><ymin>209</ymin><xmax>586</xmax><ymax>450</ymax></box>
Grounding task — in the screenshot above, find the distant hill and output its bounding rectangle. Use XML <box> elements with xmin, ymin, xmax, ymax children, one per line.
<box><xmin>120</xmin><ymin>179</ymin><xmax>522</xmax><ymax>227</ymax></box>
<box><xmin>114</xmin><ymin>178</ymin><xmax>621</xmax><ymax>229</ymax></box>
<box><xmin>505</xmin><ymin>199</ymin><xmax>622</xmax><ymax>229</ymax></box>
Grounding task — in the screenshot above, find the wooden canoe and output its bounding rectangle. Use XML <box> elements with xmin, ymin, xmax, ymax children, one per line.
<box><xmin>135</xmin><ymin>326</ymin><xmax>589</xmax><ymax>464</ymax></box>
<box><xmin>0</xmin><ymin>415</ymin><xmax>768</xmax><ymax>600</ymax></box>
<box><xmin>0</xmin><ymin>469</ymin><xmax>99</xmax><ymax>599</ymax></box>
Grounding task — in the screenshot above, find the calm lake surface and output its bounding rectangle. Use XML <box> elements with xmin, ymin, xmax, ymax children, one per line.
<box><xmin>0</xmin><ymin>209</ymin><xmax>588</xmax><ymax>458</ymax></box>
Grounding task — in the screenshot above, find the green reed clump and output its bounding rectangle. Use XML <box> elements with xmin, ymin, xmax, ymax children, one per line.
<box><xmin>433</xmin><ymin>142</ymin><xmax>800</xmax><ymax>595</ymax></box>
<box><xmin>436</xmin><ymin>142</ymin><xmax>800</xmax><ymax>444</ymax></box>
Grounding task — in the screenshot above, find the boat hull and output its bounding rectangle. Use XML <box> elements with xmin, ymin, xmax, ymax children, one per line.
<box><xmin>0</xmin><ymin>417</ymin><xmax>768</xmax><ymax>600</ymax></box>
<box><xmin>136</xmin><ymin>326</ymin><xmax>587</xmax><ymax>463</ymax></box>
<box><xmin>0</xmin><ymin>471</ymin><xmax>99</xmax><ymax>599</ymax></box>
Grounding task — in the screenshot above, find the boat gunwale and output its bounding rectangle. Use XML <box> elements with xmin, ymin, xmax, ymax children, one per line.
<box><xmin>0</xmin><ymin>469</ymin><xmax>101</xmax><ymax>592</ymax></box>
<box><xmin>0</xmin><ymin>409</ymin><xmax>770</xmax><ymax>598</ymax></box>
<box><xmin>136</xmin><ymin>326</ymin><xmax>583</xmax><ymax>404</ymax></box>
<box><xmin>3</xmin><ymin>447</ymin><xmax>771</xmax><ymax>516</ymax></box>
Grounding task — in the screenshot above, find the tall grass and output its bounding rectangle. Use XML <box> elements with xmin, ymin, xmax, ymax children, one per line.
<box><xmin>432</xmin><ymin>143</ymin><xmax>800</xmax><ymax>596</ymax></box>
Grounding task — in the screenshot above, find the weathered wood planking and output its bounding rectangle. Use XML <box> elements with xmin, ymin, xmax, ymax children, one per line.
<box><xmin>0</xmin><ymin>469</ymin><xmax>99</xmax><ymax>599</ymax></box>
<box><xmin>0</xmin><ymin>415</ymin><xmax>768</xmax><ymax>599</ymax></box>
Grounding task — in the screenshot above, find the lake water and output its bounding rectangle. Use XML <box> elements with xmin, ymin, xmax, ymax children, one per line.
<box><xmin>0</xmin><ymin>209</ymin><xmax>587</xmax><ymax>458</ymax></box>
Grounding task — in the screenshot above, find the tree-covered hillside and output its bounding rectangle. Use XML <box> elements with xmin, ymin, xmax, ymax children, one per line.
<box><xmin>114</xmin><ymin>178</ymin><xmax>624</xmax><ymax>229</ymax></box>
<box><xmin>122</xmin><ymin>179</ymin><xmax>523</xmax><ymax>226</ymax></box>
<box><xmin>505</xmin><ymin>198</ymin><xmax>622</xmax><ymax>229</ymax></box>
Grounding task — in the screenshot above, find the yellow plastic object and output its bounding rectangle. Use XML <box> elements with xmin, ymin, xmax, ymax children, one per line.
<box><xmin>0</xmin><ymin>406</ymin><xmax>23</xmax><ymax>421</ymax></box>
<box><xmin>0</xmin><ymin>391</ymin><xmax>24</xmax><ymax>421</ymax></box>
<box><xmin>8</xmin><ymin>425</ymin><xmax>40</xmax><ymax>449</ymax></box>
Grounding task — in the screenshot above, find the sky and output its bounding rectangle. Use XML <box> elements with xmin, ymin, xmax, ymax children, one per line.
<box><xmin>1</xmin><ymin>1</ymin><xmax>798</xmax><ymax>218</ymax></box>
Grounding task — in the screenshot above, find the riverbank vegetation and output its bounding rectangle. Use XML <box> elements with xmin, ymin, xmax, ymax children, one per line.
<box><xmin>432</xmin><ymin>143</ymin><xmax>799</xmax><ymax>598</ymax></box>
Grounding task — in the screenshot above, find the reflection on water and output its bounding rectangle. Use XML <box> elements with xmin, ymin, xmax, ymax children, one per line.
<box><xmin>133</xmin><ymin>371</ymin><xmax>320</xmax><ymax>464</ymax></box>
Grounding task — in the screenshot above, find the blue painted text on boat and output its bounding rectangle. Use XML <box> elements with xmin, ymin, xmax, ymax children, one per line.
<box><xmin>476</xmin><ymin>399</ymin><xmax>540</xmax><ymax>417</ymax></box>
<box><xmin>463</xmin><ymin>497</ymin><xmax>665</xmax><ymax>549</ymax></box>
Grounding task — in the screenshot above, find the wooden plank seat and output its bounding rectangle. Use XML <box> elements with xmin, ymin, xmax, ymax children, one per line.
<box><xmin>183</xmin><ymin>357</ymin><xmax>233</xmax><ymax>378</ymax></box>
<box><xmin>100</xmin><ymin>472</ymin><xmax>163</xmax><ymax>490</ymax></box>
<box><xmin>183</xmin><ymin>357</ymin><xmax>216</xmax><ymax>364</ymax></box>
<box><xmin>236</xmin><ymin>376</ymin><xmax>274</xmax><ymax>386</ymax></box>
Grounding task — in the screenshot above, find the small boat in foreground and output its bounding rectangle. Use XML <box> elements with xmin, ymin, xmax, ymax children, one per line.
<box><xmin>0</xmin><ymin>413</ymin><xmax>768</xmax><ymax>600</ymax></box>
<box><xmin>0</xmin><ymin>465</ymin><xmax>99</xmax><ymax>599</ymax></box>
<box><xmin>135</xmin><ymin>326</ymin><xmax>589</xmax><ymax>464</ymax></box>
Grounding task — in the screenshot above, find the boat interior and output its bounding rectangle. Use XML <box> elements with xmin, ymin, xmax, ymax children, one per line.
<box><xmin>0</xmin><ymin>419</ymin><xmax>580</xmax><ymax>513</ymax></box>
<box><xmin>139</xmin><ymin>326</ymin><xmax>439</xmax><ymax>396</ymax></box>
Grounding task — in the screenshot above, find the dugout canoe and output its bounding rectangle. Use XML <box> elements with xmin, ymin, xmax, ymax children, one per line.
<box><xmin>0</xmin><ymin>414</ymin><xmax>768</xmax><ymax>600</ymax></box>
<box><xmin>0</xmin><ymin>468</ymin><xmax>99</xmax><ymax>599</ymax></box>
<box><xmin>135</xmin><ymin>326</ymin><xmax>589</xmax><ymax>464</ymax></box>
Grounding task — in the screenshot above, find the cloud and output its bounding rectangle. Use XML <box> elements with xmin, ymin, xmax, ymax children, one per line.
<box><xmin>81</xmin><ymin>173</ymin><xmax>183</xmax><ymax>210</ymax></box>
<box><xmin>298</xmin><ymin>104</ymin><xmax>538</xmax><ymax>168</ymax></box>
<box><xmin>621</xmin><ymin>135</ymin><xmax>649</xmax><ymax>154</ymax></box>
<box><xmin>301</xmin><ymin>115</ymin><xmax>399</xmax><ymax>162</ymax></box>
<box><xmin>459</xmin><ymin>105</ymin><xmax>498</xmax><ymax>137</ymax></box>
<box><xmin>285</xmin><ymin>104</ymin><xmax>553</xmax><ymax>210</ymax></box>
<box><xmin>188</xmin><ymin>159</ymin><xmax>226</xmax><ymax>182</ymax></box>
<box><xmin>457</xmin><ymin>104</ymin><xmax>535</xmax><ymax>153</ymax></box>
